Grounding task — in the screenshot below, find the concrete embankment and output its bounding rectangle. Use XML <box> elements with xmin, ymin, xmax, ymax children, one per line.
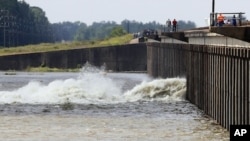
<box><xmin>0</xmin><ymin>44</ymin><xmax>147</xmax><ymax>71</ymax></box>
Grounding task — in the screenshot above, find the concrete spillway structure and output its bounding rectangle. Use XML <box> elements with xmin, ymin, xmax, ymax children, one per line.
<box><xmin>0</xmin><ymin>26</ymin><xmax>250</xmax><ymax>130</ymax></box>
<box><xmin>147</xmin><ymin>42</ymin><xmax>250</xmax><ymax>130</ymax></box>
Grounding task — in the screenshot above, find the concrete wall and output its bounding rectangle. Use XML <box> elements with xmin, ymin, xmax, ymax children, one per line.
<box><xmin>188</xmin><ymin>35</ymin><xmax>250</xmax><ymax>47</ymax></box>
<box><xmin>0</xmin><ymin>44</ymin><xmax>147</xmax><ymax>71</ymax></box>
<box><xmin>185</xmin><ymin>29</ymin><xmax>250</xmax><ymax>47</ymax></box>
<box><xmin>147</xmin><ymin>43</ymin><xmax>187</xmax><ymax>78</ymax></box>
<box><xmin>160</xmin><ymin>37</ymin><xmax>188</xmax><ymax>44</ymax></box>
<box><xmin>210</xmin><ymin>26</ymin><xmax>250</xmax><ymax>42</ymax></box>
<box><xmin>147</xmin><ymin>42</ymin><xmax>250</xmax><ymax>130</ymax></box>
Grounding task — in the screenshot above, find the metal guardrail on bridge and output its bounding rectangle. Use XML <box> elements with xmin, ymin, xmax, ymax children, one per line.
<box><xmin>210</xmin><ymin>12</ymin><xmax>245</xmax><ymax>26</ymax></box>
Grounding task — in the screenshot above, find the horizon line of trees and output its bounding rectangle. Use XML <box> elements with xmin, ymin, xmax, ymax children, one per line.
<box><xmin>0</xmin><ymin>0</ymin><xmax>196</xmax><ymax>47</ymax></box>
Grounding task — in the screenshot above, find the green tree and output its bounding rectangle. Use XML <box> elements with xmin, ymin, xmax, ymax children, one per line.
<box><xmin>0</xmin><ymin>0</ymin><xmax>53</xmax><ymax>47</ymax></box>
<box><xmin>73</xmin><ymin>21</ymin><xmax>119</xmax><ymax>41</ymax></box>
<box><xmin>0</xmin><ymin>0</ymin><xmax>18</xmax><ymax>14</ymax></box>
<box><xmin>74</xmin><ymin>22</ymin><xmax>87</xmax><ymax>41</ymax></box>
<box><xmin>30</xmin><ymin>6</ymin><xmax>51</xmax><ymax>43</ymax></box>
<box><xmin>177</xmin><ymin>20</ymin><xmax>196</xmax><ymax>31</ymax></box>
<box><xmin>109</xmin><ymin>26</ymin><xmax>127</xmax><ymax>37</ymax></box>
<box><xmin>51</xmin><ymin>21</ymin><xmax>81</xmax><ymax>42</ymax></box>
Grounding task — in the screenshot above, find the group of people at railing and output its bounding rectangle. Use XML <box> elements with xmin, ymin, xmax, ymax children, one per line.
<box><xmin>212</xmin><ymin>12</ymin><xmax>245</xmax><ymax>27</ymax></box>
<box><xmin>166</xmin><ymin>19</ymin><xmax>178</xmax><ymax>32</ymax></box>
<box><xmin>217</xmin><ymin>13</ymin><xmax>237</xmax><ymax>27</ymax></box>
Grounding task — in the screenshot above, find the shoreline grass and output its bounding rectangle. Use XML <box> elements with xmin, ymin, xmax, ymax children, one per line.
<box><xmin>25</xmin><ymin>66</ymin><xmax>81</xmax><ymax>72</ymax></box>
<box><xmin>0</xmin><ymin>34</ymin><xmax>133</xmax><ymax>56</ymax></box>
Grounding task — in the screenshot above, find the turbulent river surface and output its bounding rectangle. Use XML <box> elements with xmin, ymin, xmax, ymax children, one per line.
<box><xmin>0</xmin><ymin>64</ymin><xmax>229</xmax><ymax>141</ymax></box>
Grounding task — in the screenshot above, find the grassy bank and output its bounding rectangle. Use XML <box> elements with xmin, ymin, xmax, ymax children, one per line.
<box><xmin>3</xmin><ymin>67</ymin><xmax>81</xmax><ymax>74</ymax></box>
<box><xmin>0</xmin><ymin>34</ymin><xmax>133</xmax><ymax>56</ymax></box>
<box><xmin>25</xmin><ymin>66</ymin><xmax>81</xmax><ymax>72</ymax></box>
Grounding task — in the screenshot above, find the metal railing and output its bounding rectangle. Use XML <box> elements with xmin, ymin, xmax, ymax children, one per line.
<box><xmin>210</xmin><ymin>12</ymin><xmax>245</xmax><ymax>26</ymax></box>
<box><xmin>162</xmin><ymin>24</ymin><xmax>179</xmax><ymax>33</ymax></box>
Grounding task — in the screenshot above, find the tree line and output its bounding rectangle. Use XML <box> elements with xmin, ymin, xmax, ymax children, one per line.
<box><xmin>0</xmin><ymin>0</ymin><xmax>196</xmax><ymax>47</ymax></box>
<box><xmin>0</xmin><ymin>0</ymin><xmax>52</xmax><ymax>47</ymax></box>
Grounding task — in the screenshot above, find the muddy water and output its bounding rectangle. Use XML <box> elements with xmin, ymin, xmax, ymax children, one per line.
<box><xmin>0</xmin><ymin>70</ymin><xmax>229</xmax><ymax>141</ymax></box>
<box><xmin>0</xmin><ymin>115</ymin><xmax>229</xmax><ymax>141</ymax></box>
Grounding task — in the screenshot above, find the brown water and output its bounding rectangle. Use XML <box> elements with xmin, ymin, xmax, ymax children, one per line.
<box><xmin>0</xmin><ymin>114</ymin><xmax>229</xmax><ymax>141</ymax></box>
<box><xmin>0</xmin><ymin>71</ymin><xmax>229</xmax><ymax>141</ymax></box>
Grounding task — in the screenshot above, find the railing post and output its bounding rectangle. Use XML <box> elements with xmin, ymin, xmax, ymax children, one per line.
<box><xmin>211</xmin><ymin>0</ymin><xmax>215</xmax><ymax>26</ymax></box>
<box><xmin>239</xmin><ymin>13</ymin><xmax>242</xmax><ymax>26</ymax></box>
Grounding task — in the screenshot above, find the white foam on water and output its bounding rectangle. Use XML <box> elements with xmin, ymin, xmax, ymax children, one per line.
<box><xmin>124</xmin><ymin>78</ymin><xmax>186</xmax><ymax>102</ymax></box>
<box><xmin>0</xmin><ymin>63</ymin><xmax>186</xmax><ymax>104</ymax></box>
<box><xmin>0</xmin><ymin>65</ymin><xmax>122</xmax><ymax>104</ymax></box>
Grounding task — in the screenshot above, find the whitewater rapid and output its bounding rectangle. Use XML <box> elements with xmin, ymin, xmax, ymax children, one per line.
<box><xmin>0</xmin><ymin>64</ymin><xmax>186</xmax><ymax>104</ymax></box>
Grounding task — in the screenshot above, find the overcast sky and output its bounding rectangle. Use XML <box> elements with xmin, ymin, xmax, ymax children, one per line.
<box><xmin>23</xmin><ymin>0</ymin><xmax>250</xmax><ymax>27</ymax></box>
